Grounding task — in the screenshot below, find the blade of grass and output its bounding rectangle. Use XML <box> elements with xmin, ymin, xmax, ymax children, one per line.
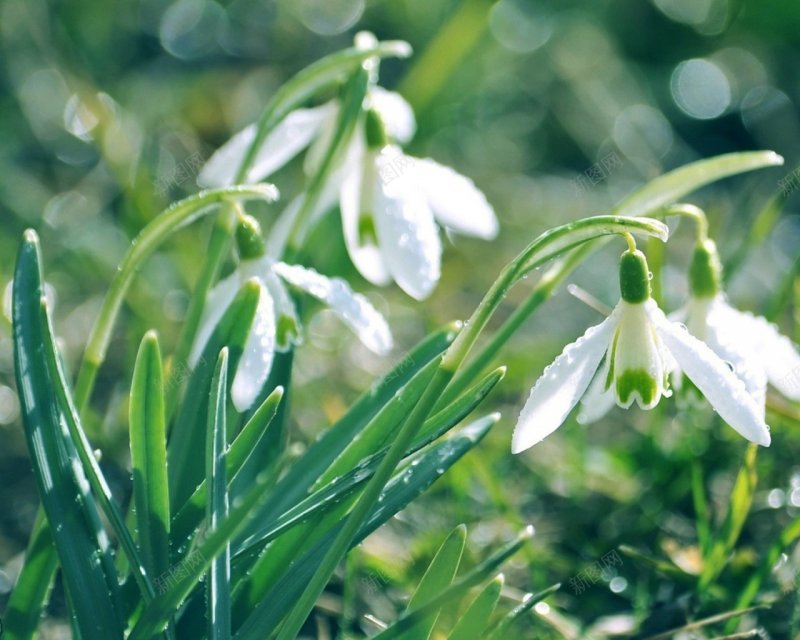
<box><xmin>486</xmin><ymin>584</ymin><xmax>562</xmax><ymax>639</ymax></box>
<box><xmin>232</xmin><ymin>416</ymin><xmax>499</xmax><ymax>639</ymax></box>
<box><xmin>446</xmin><ymin>574</ymin><xmax>504</xmax><ymax>640</ymax></box>
<box><xmin>1</xmin><ymin>514</ymin><xmax>58</xmax><ymax>640</ymax></box>
<box><xmin>13</xmin><ymin>230</ymin><xmax>125</xmax><ymax>638</ymax></box>
<box><xmin>168</xmin><ymin>280</ymin><xmax>260</xmax><ymax>509</ymax></box>
<box><xmin>130</xmin><ymin>331</ymin><xmax>171</xmax><ymax>590</ymax></box>
<box><xmin>242</xmin><ymin>324</ymin><xmax>459</xmax><ymax>528</ymax></box>
<box><xmin>373</xmin><ymin>526</ymin><xmax>532</xmax><ymax>640</ymax></box>
<box><xmin>230</xmin><ymin>369</ymin><xmax>505</xmax><ymax>616</ymax></box>
<box><xmin>398</xmin><ymin>525</ymin><xmax>466</xmax><ymax>640</ymax></box>
<box><xmin>171</xmin><ymin>386</ymin><xmax>284</xmax><ymax>546</ymax></box>
<box><xmin>207</xmin><ymin>349</ymin><xmax>232</xmax><ymax>640</ymax></box>
<box><xmin>699</xmin><ymin>444</ymin><xmax>758</xmax><ymax>591</ymax></box>
<box><xmin>128</xmin><ymin>464</ymin><xmax>279</xmax><ymax>640</ymax></box>
<box><xmin>612</xmin><ymin>151</ymin><xmax>783</xmax><ymax>218</ymax></box>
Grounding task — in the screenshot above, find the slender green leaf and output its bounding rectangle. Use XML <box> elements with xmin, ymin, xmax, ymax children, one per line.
<box><xmin>613</xmin><ymin>150</ymin><xmax>783</xmax><ymax>218</ymax></box>
<box><xmin>241</xmin><ymin>324</ymin><xmax>458</xmax><ymax>530</ymax></box>
<box><xmin>171</xmin><ymin>386</ymin><xmax>284</xmax><ymax>546</ymax></box>
<box><xmin>130</xmin><ymin>331</ymin><xmax>171</xmax><ymax>587</ymax></box>
<box><xmin>229</xmin><ymin>369</ymin><xmax>504</xmax><ymax>622</ymax></box>
<box><xmin>2</xmin><ymin>514</ymin><xmax>58</xmax><ymax>640</ymax></box>
<box><xmin>207</xmin><ymin>349</ymin><xmax>231</xmax><ymax>640</ymax></box>
<box><xmin>233</xmin><ymin>368</ymin><xmax>505</xmax><ymax>559</ymax></box>
<box><xmin>373</xmin><ymin>525</ymin><xmax>532</xmax><ymax>640</ymax></box>
<box><xmin>447</xmin><ymin>574</ymin><xmax>504</xmax><ymax>640</ymax></box>
<box><xmin>232</xmin><ymin>415</ymin><xmax>500</xmax><ymax>639</ymax></box>
<box><xmin>128</xmin><ymin>465</ymin><xmax>278</xmax><ymax>640</ymax></box>
<box><xmin>12</xmin><ymin>230</ymin><xmax>125</xmax><ymax>639</ymax></box>
<box><xmin>168</xmin><ymin>280</ymin><xmax>260</xmax><ymax>509</ymax></box>
<box><xmin>486</xmin><ymin>584</ymin><xmax>562</xmax><ymax>640</ymax></box>
<box><xmin>699</xmin><ymin>444</ymin><xmax>758</xmax><ymax>590</ymax></box>
<box><xmin>398</xmin><ymin>525</ymin><xmax>466</xmax><ymax>640</ymax></box>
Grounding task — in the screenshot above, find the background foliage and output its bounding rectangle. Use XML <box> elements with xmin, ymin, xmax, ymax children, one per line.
<box><xmin>1</xmin><ymin>0</ymin><xmax>799</xmax><ymax>637</ymax></box>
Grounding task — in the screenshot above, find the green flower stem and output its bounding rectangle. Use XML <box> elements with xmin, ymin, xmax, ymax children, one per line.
<box><xmin>282</xmin><ymin>68</ymin><xmax>370</xmax><ymax>260</ymax></box>
<box><xmin>233</xmin><ymin>40</ymin><xmax>411</xmax><ymax>184</ymax></box>
<box><xmin>438</xmin><ymin>246</ymin><xmax>588</xmax><ymax>408</ymax></box>
<box><xmin>276</xmin><ymin>215</ymin><xmax>667</xmax><ymax>639</ymax></box>
<box><xmin>166</xmin><ymin>204</ymin><xmax>238</xmax><ymax>416</ymax></box>
<box><xmin>441</xmin><ymin>215</ymin><xmax>668</xmax><ymax>373</ymax></box>
<box><xmin>73</xmin><ymin>185</ymin><xmax>277</xmax><ymax>413</ymax></box>
<box><xmin>660</xmin><ymin>203</ymin><xmax>709</xmax><ymax>241</ymax></box>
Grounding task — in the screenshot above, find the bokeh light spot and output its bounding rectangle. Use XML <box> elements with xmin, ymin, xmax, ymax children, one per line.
<box><xmin>671</xmin><ymin>58</ymin><xmax>731</xmax><ymax>120</ymax></box>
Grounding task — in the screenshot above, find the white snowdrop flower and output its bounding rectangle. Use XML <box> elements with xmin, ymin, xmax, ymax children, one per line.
<box><xmin>334</xmin><ymin>109</ymin><xmax>498</xmax><ymax>300</ymax></box>
<box><xmin>511</xmin><ymin>245</ymin><xmax>771</xmax><ymax>454</ymax></box>
<box><xmin>196</xmin><ymin>86</ymin><xmax>415</xmax><ymax>189</ymax></box>
<box><xmin>672</xmin><ymin>239</ymin><xmax>800</xmax><ymax>410</ymax></box>
<box><xmin>191</xmin><ymin>216</ymin><xmax>393</xmax><ymax>412</ymax></box>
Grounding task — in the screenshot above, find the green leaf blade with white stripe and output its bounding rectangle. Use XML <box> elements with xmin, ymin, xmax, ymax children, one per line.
<box><xmin>130</xmin><ymin>331</ymin><xmax>171</xmax><ymax>589</ymax></box>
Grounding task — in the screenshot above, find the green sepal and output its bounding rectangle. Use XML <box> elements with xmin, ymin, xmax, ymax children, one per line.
<box><xmin>235</xmin><ymin>214</ymin><xmax>266</xmax><ymax>261</ymax></box>
<box><xmin>618</xmin><ymin>249</ymin><xmax>651</xmax><ymax>304</ymax></box>
<box><xmin>689</xmin><ymin>239</ymin><xmax>722</xmax><ymax>299</ymax></box>
<box><xmin>365</xmin><ymin>108</ymin><xmax>389</xmax><ymax>149</ymax></box>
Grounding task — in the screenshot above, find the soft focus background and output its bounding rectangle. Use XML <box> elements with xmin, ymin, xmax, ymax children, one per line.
<box><xmin>1</xmin><ymin>0</ymin><xmax>800</xmax><ymax>637</ymax></box>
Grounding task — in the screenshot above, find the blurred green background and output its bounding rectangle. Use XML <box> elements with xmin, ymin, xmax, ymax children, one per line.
<box><xmin>1</xmin><ymin>0</ymin><xmax>800</xmax><ymax>636</ymax></box>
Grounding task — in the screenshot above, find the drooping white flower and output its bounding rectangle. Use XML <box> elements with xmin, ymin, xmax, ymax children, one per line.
<box><xmin>511</xmin><ymin>248</ymin><xmax>771</xmax><ymax>454</ymax></box>
<box><xmin>671</xmin><ymin>239</ymin><xmax>800</xmax><ymax>410</ymax></box>
<box><xmin>190</xmin><ymin>225</ymin><xmax>393</xmax><ymax>412</ymax></box>
<box><xmin>334</xmin><ymin>112</ymin><xmax>498</xmax><ymax>300</ymax></box>
<box><xmin>198</xmin><ymin>84</ymin><xmax>497</xmax><ymax>300</ymax></box>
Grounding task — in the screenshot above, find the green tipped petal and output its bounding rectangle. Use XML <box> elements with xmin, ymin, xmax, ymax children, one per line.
<box><xmin>616</xmin><ymin>368</ymin><xmax>658</xmax><ymax>407</ymax></box>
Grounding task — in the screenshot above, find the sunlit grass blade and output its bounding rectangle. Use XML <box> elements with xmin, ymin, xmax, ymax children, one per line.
<box><xmin>168</xmin><ymin>280</ymin><xmax>260</xmax><ymax>509</ymax></box>
<box><xmin>2</xmin><ymin>514</ymin><xmax>58</xmax><ymax>640</ymax></box>
<box><xmin>373</xmin><ymin>525</ymin><xmax>533</xmax><ymax>640</ymax></box>
<box><xmin>724</xmin><ymin>190</ymin><xmax>787</xmax><ymax>283</ymax></box>
<box><xmin>235</xmin><ymin>368</ymin><xmax>502</xmax><ymax>555</ymax></box>
<box><xmin>397</xmin><ymin>525</ymin><xmax>465</xmax><ymax>640</ymax></box>
<box><xmin>640</xmin><ymin>605</ymin><xmax>768</xmax><ymax>640</ymax></box>
<box><xmin>207</xmin><ymin>349</ymin><xmax>231</xmax><ymax>640</ymax></box>
<box><xmin>232</xmin><ymin>415</ymin><xmax>499</xmax><ymax>638</ymax></box>
<box><xmin>446</xmin><ymin>574</ymin><xmax>503</xmax><ymax>640</ymax></box>
<box><xmin>12</xmin><ymin>230</ymin><xmax>125</xmax><ymax>638</ymax></box>
<box><xmin>171</xmin><ymin>386</ymin><xmax>284</xmax><ymax>546</ymax></box>
<box><xmin>699</xmin><ymin>444</ymin><xmax>758</xmax><ymax>590</ymax></box>
<box><xmin>128</xmin><ymin>466</ymin><xmax>277</xmax><ymax>640</ymax></box>
<box><xmin>613</xmin><ymin>150</ymin><xmax>784</xmax><ymax>218</ymax></box>
<box><xmin>130</xmin><ymin>331</ymin><xmax>171</xmax><ymax>590</ymax></box>
<box><xmin>229</xmin><ymin>369</ymin><xmax>504</xmax><ymax>611</ymax></box>
<box><xmin>242</xmin><ymin>323</ymin><xmax>459</xmax><ymax>527</ymax></box>
<box><xmin>486</xmin><ymin>584</ymin><xmax>562</xmax><ymax>640</ymax></box>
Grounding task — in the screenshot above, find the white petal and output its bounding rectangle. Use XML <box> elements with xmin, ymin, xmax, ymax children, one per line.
<box><xmin>368</xmin><ymin>86</ymin><xmax>416</xmax><ymax>145</ymax></box>
<box><xmin>650</xmin><ymin>306</ymin><xmax>771</xmax><ymax>446</ymax></box>
<box><xmin>340</xmin><ymin>147</ymin><xmax>392</xmax><ymax>286</ymax></box>
<box><xmin>716</xmin><ymin>300</ymin><xmax>800</xmax><ymax>401</ymax></box>
<box><xmin>374</xmin><ymin>151</ymin><xmax>442</xmax><ymax>300</ymax></box>
<box><xmin>273</xmin><ymin>262</ymin><xmax>393</xmax><ymax>355</ymax></box>
<box><xmin>190</xmin><ymin>271</ymin><xmax>241</xmax><ymax>365</ymax></box>
<box><xmin>411</xmin><ymin>158</ymin><xmax>498</xmax><ymax>240</ymax></box>
<box><xmin>246</xmin><ymin>104</ymin><xmax>334</xmax><ymax>183</ymax></box>
<box><xmin>512</xmin><ymin>309</ymin><xmax>620</xmax><ymax>453</ymax></box>
<box><xmin>577</xmin><ymin>356</ymin><xmax>616</xmax><ymax>424</ymax></box>
<box><xmin>231</xmin><ymin>280</ymin><xmax>276</xmax><ymax>412</ymax></box>
<box><xmin>266</xmin><ymin>196</ymin><xmax>303</xmax><ymax>259</ymax></box>
<box><xmin>611</xmin><ymin>300</ymin><xmax>670</xmax><ymax>410</ymax></box>
<box><xmin>261</xmin><ymin>268</ymin><xmax>301</xmax><ymax>350</ymax></box>
<box><xmin>698</xmin><ymin>299</ymin><xmax>767</xmax><ymax>411</ymax></box>
<box><xmin>304</xmin><ymin>103</ymin><xmax>341</xmax><ymax>177</ymax></box>
<box><xmin>197</xmin><ymin>125</ymin><xmax>256</xmax><ymax>188</ymax></box>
